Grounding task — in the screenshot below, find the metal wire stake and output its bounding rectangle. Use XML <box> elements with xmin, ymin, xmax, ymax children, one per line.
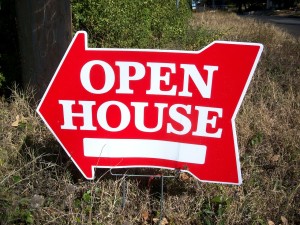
<box><xmin>109</xmin><ymin>168</ymin><xmax>177</xmax><ymax>221</ymax></box>
<box><xmin>122</xmin><ymin>176</ymin><xmax>127</xmax><ymax>209</ymax></box>
<box><xmin>160</xmin><ymin>175</ymin><xmax>164</xmax><ymax>221</ymax></box>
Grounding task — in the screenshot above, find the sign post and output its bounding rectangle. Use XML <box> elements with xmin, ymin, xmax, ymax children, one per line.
<box><xmin>37</xmin><ymin>31</ymin><xmax>263</xmax><ymax>185</ymax></box>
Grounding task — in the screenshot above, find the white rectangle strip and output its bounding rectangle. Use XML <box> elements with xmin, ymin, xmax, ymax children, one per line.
<box><xmin>83</xmin><ymin>138</ymin><xmax>206</xmax><ymax>165</ymax></box>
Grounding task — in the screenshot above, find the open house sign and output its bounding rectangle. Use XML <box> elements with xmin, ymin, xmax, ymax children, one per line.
<box><xmin>37</xmin><ymin>31</ymin><xmax>263</xmax><ymax>184</ymax></box>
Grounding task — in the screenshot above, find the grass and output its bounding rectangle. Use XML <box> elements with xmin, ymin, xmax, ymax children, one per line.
<box><xmin>1</xmin><ymin>11</ymin><xmax>300</xmax><ymax>224</ymax></box>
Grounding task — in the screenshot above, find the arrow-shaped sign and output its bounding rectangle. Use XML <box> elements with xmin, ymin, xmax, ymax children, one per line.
<box><xmin>37</xmin><ymin>31</ymin><xmax>263</xmax><ymax>184</ymax></box>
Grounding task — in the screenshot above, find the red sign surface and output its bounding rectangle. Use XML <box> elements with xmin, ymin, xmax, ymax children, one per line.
<box><xmin>37</xmin><ymin>31</ymin><xmax>263</xmax><ymax>184</ymax></box>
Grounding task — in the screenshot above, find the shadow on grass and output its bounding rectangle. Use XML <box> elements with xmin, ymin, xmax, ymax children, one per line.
<box><xmin>20</xmin><ymin>134</ymin><xmax>192</xmax><ymax>196</ymax></box>
<box><xmin>20</xmin><ymin>135</ymin><xmax>83</xmax><ymax>181</ymax></box>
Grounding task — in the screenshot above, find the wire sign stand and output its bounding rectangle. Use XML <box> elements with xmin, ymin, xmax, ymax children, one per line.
<box><xmin>110</xmin><ymin>168</ymin><xmax>179</xmax><ymax>221</ymax></box>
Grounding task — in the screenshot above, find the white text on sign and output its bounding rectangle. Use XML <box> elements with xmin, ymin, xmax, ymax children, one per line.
<box><xmin>59</xmin><ymin>61</ymin><xmax>223</xmax><ymax>138</ymax></box>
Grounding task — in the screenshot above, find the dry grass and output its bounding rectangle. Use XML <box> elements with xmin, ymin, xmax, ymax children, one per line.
<box><xmin>1</xmin><ymin>12</ymin><xmax>300</xmax><ymax>224</ymax></box>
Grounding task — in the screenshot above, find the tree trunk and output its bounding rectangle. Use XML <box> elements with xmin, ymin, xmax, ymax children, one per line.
<box><xmin>15</xmin><ymin>0</ymin><xmax>72</xmax><ymax>100</ymax></box>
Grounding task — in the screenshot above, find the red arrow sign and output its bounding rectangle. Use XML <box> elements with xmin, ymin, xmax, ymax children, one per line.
<box><xmin>37</xmin><ymin>31</ymin><xmax>263</xmax><ymax>184</ymax></box>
